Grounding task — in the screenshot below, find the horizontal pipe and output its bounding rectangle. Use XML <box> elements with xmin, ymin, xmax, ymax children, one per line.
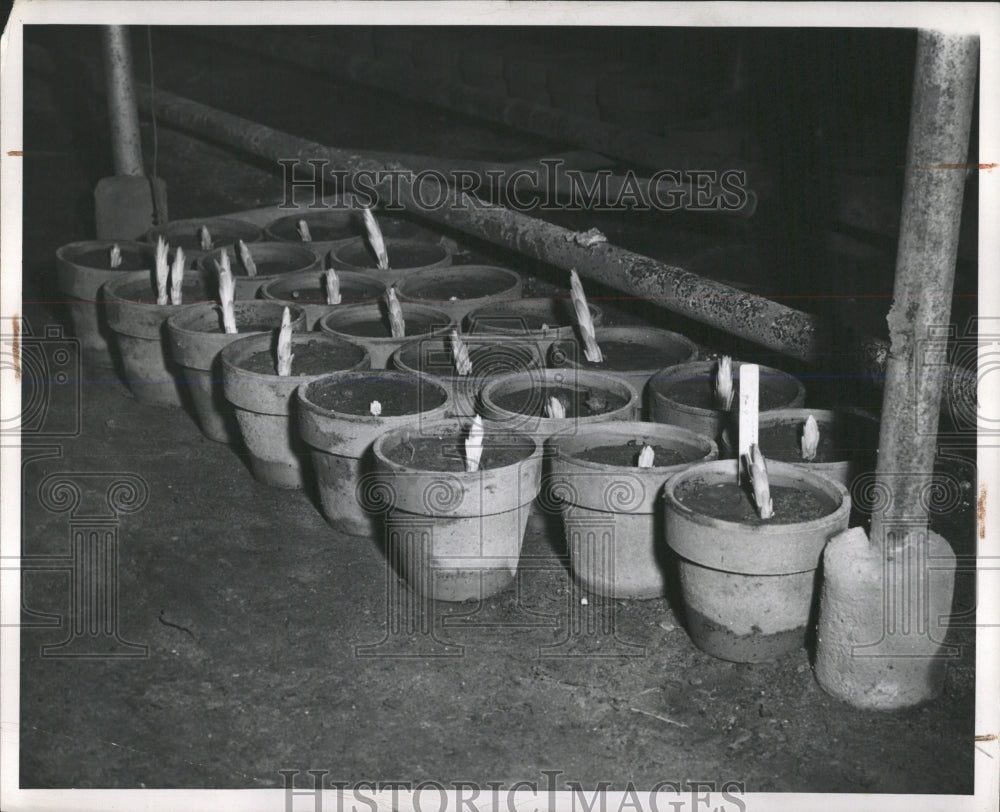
<box><xmin>133</xmin><ymin>83</ymin><xmax>974</xmax><ymax>407</ymax></box>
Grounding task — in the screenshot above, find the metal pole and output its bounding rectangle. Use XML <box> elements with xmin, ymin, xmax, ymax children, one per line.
<box><xmin>132</xmin><ymin>83</ymin><xmax>975</xmax><ymax>405</ymax></box>
<box><xmin>102</xmin><ymin>25</ymin><xmax>144</xmax><ymax>176</ymax></box>
<box><xmin>869</xmin><ymin>30</ymin><xmax>978</xmax><ymax>552</ymax></box>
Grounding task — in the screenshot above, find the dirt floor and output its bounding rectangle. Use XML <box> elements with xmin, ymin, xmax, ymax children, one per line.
<box><xmin>17</xmin><ymin>26</ymin><xmax>977</xmax><ymax>795</ymax></box>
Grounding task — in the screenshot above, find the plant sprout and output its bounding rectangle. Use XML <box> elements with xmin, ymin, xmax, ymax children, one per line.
<box><xmin>109</xmin><ymin>243</ymin><xmax>122</xmax><ymax>269</ymax></box>
<box><xmin>545</xmin><ymin>395</ymin><xmax>567</xmax><ymax>419</ymax></box>
<box><xmin>715</xmin><ymin>355</ymin><xmax>734</xmax><ymax>410</ymax></box>
<box><xmin>637</xmin><ymin>445</ymin><xmax>655</xmax><ymax>468</ymax></box>
<box><xmin>154</xmin><ymin>237</ymin><xmax>170</xmax><ymax>305</ymax></box>
<box><xmin>237</xmin><ymin>240</ymin><xmax>257</xmax><ymax>277</ymax></box>
<box><xmin>569</xmin><ymin>269</ymin><xmax>603</xmax><ymax>363</ymax></box>
<box><xmin>387</xmin><ymin>286</ymin><xmax>405</xmax><ymax>339</ymax></box>
<box><xmin>801</xmin><ymin>414</ymin><xmax>820</xmax><ymax>461</ymax></box>
<box><xmin>362</xmin><ymin>207</ymin><xmax>390</xmax><ymax>270</ymax></box>
<box><xmin>276</xmin><ymin>306</ymin><xmax>294</xmax><ymax>376</ymax></box>
<box><xmin>297</xmin><ymin>219</ymin><xmax>312</xmax><ymax>242</ymax></box>
<box><xmin>325</xmin><ymin>269</ymin><xmax>341</xmax><ymax>305</ymax></box>
<box><xmin>464</xmin><ymin>414</ymin><xmax>485</xmax><ymax>473</ymax></box>
<box><xmin>370</xmin><ymin>400</ymin><xmax>382</xmax><ymax>416</ymax></box>
<box><xmin>198</xmin><ymin>225</ymin><xmax>212</xmax><ymax>252</ymax></box>
<box><xmin>169</xmin><ymin>246</ymin><xmax>186</xmax><ymax>305</ymax></box>
<box><xmin>744</xmin><ymin>443</ymin><xmax>774</xmax><ymax>519</ymax></box>
<box><xmin>451</xmin><ymin>330</ymin><xmax>472</xmax><ymax>376</ymax></box>
<box><xmin>215</xmin><ymin>252</ymin><xmax>238</xmax><ymax>334</ymax></box>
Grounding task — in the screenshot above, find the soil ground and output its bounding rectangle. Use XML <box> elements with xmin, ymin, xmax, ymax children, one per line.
<box><xmin>17</xmin><ymin>25</ymin><xmax>977</xmax><ymax>796</ymax></box>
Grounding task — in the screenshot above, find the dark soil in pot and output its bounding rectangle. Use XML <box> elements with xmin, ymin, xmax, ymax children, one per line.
<box><xmin>554</xmin><ymin>339</ymin><xmax>680</xmax><ymax>371</ymax></box>
<box><xmin>264</xmin><ymin>275</ymin><xmax>384</xmax><ymax>305</ymax></box>
<box><xmin>305</xmin><ymin>375</ymin><xmax>447</xmax><ymax>416</ymax></box>
<box><xmin>264</xmin><ymin>211</ymin><xmax>357</xmax><ymax>243</ymax></box>
<box><xmin>112</xmin><ymin>276</ymin><xmax>212</xmax><ymax>305</ymax></box>
<box><xmin>466</xmin><ymin>298</ymin><xmax>599</xmax><ymax>332</ymax></box>
<box><xmin>490</xmin><ymin>385</ymin><xmax>630</xmax><ymax>419</ymax></box>
<box><xmin>74</xmin><ymin>247</ymin><xmax>155</xmax><ymax>271</ymax></box>
<box><xmin>664</xmin><ymin>375</ymin><xmax>796</xmax><ymax>412</ymax></box>
<box><xmin>674</xmin><ymin>479</ymin><xmax>838</xmax><ymax>525</ymax></box>
<box><xmin>383</xmin><ymin>434</ymin><xmax>535</xmax><ymax>472</ymax></box>
<box><xmin>332</xmin><ymin>240</ymin><xmax>448</xmax><ymax>271</ymax></box>
<box><xmin>147</xmin><ymin>217</ymin><xmax>262</xmax><ymax>252</ymax></box>
<box><xmin>757</xmin><ymin>415</ymin><xmax>877</xmax><ymax>465</ymax></box>
<box><xmin>238</xmin><ymin>338</ymin><xmax>367</xmax><ymax>376</ymax></box>
<box><xmin>573</xmin><ymin>443</ymin><xmax>693</xmax><ymax>467</ymax></box>
<box><xmin>397</xmin><ymin>266</ymin><xmax>520</xmax><ymax>301</ymax></box>
<box><xmin>337</xmin><ymin>311</ymin><xmax>444</xmax><ymax>338</ymax></box>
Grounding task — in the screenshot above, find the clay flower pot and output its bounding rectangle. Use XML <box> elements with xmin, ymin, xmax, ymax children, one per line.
<box><xmin>390</xmin><ymin>334</ymin><xmax>543</xmax><ymax>420</ymax></box>
<box><xmin>258</xmin><ymin>270</ymin><xmax>387</xmax><ymax>329</ymax></box>
<box><xmin>548</xmin><ymin>422</ymin><xmax>717</xmax><ymax>599</ymax></box>
<box><xmin>101</xmin><ymin>270</ymin><xmax>212</xmax><ymax>407</ymax></box>
<box><xmin>372</xmin><ymin>418</ymin><xmax>543</xmax><ymax>602</ymax></box>
<box><xmin>480</xmin><ymin>368</ymin><xmax>640</xmax><ymax>444</ymax></box>
<box><xmin>648</xmin><ymin>360</ymin><xmax>805</xmax><ymax>447</ymax></box>
<box><xmin>317</xmin><ymin>301</ymin><xmax>454</xmax><ymax>369</ymax></box>
<box><xmin>394</xmin><ymin>265</ymin><xmax>523</xmax><ymax>324</ymax></box>
<box><xmin>756</xmin><ymin>408</ymin><xmax>879</xmax><ymax>488</ymax></box>
<box><xmin>297</xmin><ymin>371</ymin><xmax>452</xmax><ymax>536</ymax></box>
<box><xmin>146</xmin><ymin>217</ymin><xmax>262</xmax><ymax>266</ymax></box>
<box><xmin>55</xmin><ymin>240</ymin><xmax>156</xmax><ymax>367</ymax></box>
<box><xmin>326</xmin><ymin>237</ymin><xmax>452</xmax><ymax>286</ymax></box>
<box><xmin>464</xmin><ymin>297</ymin><xmax>604</xmax><ymax>356</ymax></box>
<box><xmin>166</xmin><ymin>301</ymin><xmax>307</xmax><ymax>443</ymax></box>
<box><xmin>547</xmin><ymin>325</ymin><xmax>699</xmax><ymax>407</ymax></box>
<box><xmin>664</xmin><ymin>459</ymin><xmax>850</xmax><ymax>662</ymax></box>
<box><xmin>197</xmin><ymin>242</ymin><xmax>321</xmax><ymax>300</ymax></box>
<box><xmin>220</xmin><ymin>333</ymin><xmax>370</xmax><ymax>488</ymax></box>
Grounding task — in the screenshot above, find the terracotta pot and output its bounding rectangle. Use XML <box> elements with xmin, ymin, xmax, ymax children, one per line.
<box><xmin>263</xmin><ymin>210</ymin><xmax>362</xmax><ymax>246</ymax></box>
<box><xmin>101</xmin><ymin>270</ymin><xmax>212</xmax><ymax>407</ymax></box>
<box><xmin>648</xmin><ymin>360</ymin><xmax>805</xmax><ymax>447</ymax></box>
<box><xmin>55</xmin><ymin>240</ymin><xmax>155</xmax><ymax>367</ymax></box>
<box><xmin>258</xmin><ymin>270</ymin><xmax>387</xmax><ymax>329</ymax></box>
<box><xmin>390</xmin><ymin>334</ymin><xmax>543</xmax><ymax>420</ymax></box>
<box><xmin>464</xmin><ymin>297</ymin><xmax>604</xmax><ymax>356</ymax></box>
<box><xmin>395</xmin><ymin>265</ymin><xmax>523</xmax><ymax>324</ymax></box>
<box><xmin>548</xmin><ymin>422</ymin><xmax>717</xmax><ymax>599</ymax></box>
<box><xmin>326</xmin><ymin>238</ymin><xmax>452</xmax><ymax>286</ymax></box>
<box><xmin>297</xmin><ymin>371</ymin><xmax>452</xmax><ymax>536</ymax></box>
<box><xmin>165</xmin><ymin>301</ymin><xmax>307</xmax><ymax>443</ymax></box>
<box><xmin>372</xmin><ymin>418</ymin><xmax>543</xmax><ymax>602</ymax></box>
<box><xmin>664</xmin><ymin>459</ymin><xmax>850</xmax><ymax>662</ymax></box>
<box><xmin>196</xmin><ymin>242</ymin><xmax>321</xmax><ymax>301</ymax></box>
<box><xmin>547</xmin><ymin>326</ymin><xmax>699</xmax><ymax>410</ymax></box>
<box><xmin>145</xmin><ymin>217</ymin><xmax>262</xmax><ymax>266</ymax></box>
<box><xmin>220</xmin><ymin>333</ymin><xmax>370</xmax><ymax>488</ymax></box>
<box><xmin>756</xmin><ymin>408</ymin><xmax>879</xmax><ymax>488</ymax></box>
<box><xmin>317</xmin><ymin>301</ymin><xmax>454</xmax><ymax>369</ymax></box>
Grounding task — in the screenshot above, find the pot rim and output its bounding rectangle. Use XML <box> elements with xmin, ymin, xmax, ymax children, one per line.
<box><xmin>395</xmin><ymin>264</ymin><xmax>522</xmax><ymax>301</ymax></box>
<box><xmin>551</xmin><ymin>420</ymin><xmax>718</xmax><ymax>472</ymax></box>
<box><xmin>165</xmin><ymin>300</ymin><xmax>307</xmax><ymax>338</ymax></box>
<box><xmin>756</xmin><ymin>407</ymin><xmax>879</xmax><ymax>463</ymax></box>
<box><xmin>262</xmin><ymin>208</ymin><xmax>359</xmax><ymax>241</ymax></box>
<box><xmin>258</xmin><ymin>269</ymin><xmax>388</xmax><ymax>301</ymax></box>
<box><xmin>196</xmin><ymin>241</ymin><xmax>321</xmax><ymax>279</ymax></box>
<box><xmin>56</xmin><ymin>239</ymin><xmax>155</xmax><ymax>268</ymax></box>
<box><xmin>548</xmin><ymin>325</ymin><xmax>699</xmax><ymax>369</ymax></box>
<box><xmin>101</xmin><ymin>269</ymin><xmax>210</xmax><ymax>306</ymax></box>
<box><xmin>648</xmin><ymin>359</ymin><xmax>805</xmax><ymax>418</ymax></box>
<box><xmin>464</xmin><ymin>296</ymin><xmax>603</xmax><ymax>334</ymax></box>
<box><xmin>328</xmin><ymin>237</ymin><xmax>450</xmax><ymax>269</ymax></box>
<box><xmin>296</xmin><ymin>369</ymin><xmax>452</xmax><ymax>425</ymax></box>
<box><xmin>145</xmin><ymin>216</ymin><xmax>263</xmax><ymax>247</ymax></box>
<box><xmin>219</xmin><ymin>332</ymin><xmax>370</xmax><ymax>383</ymax></box>
<box><xmin>663</xmin><ymin>458</ymin><xmax>851</xmax><ymax>535</ymax></box>
<box><xmin>371</xmin><ymin>416</ymin><xmax>543</xmax><ymax>478</ymax></box>
<box><xmin>317</xmin><ymin>301</ymin><xmax>454</xmax><ymax>344</ymax></box>
<box><xmin>390</xmin><ymin>334</ymin><xmax>542</xmax><ymax>380</ymax></box>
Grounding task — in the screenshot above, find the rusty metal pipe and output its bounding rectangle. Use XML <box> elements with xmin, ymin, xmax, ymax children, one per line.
<box><xmin>101</xmin><ymin>26</ymin><xmax>144</xmax><ymax>176</ymax></box>
<box><xmin>869</xmin><ymin>31</ymin><xmax>978</xmax><ymax>551</ymax></box>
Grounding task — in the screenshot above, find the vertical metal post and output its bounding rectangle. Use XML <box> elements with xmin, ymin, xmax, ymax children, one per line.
<box><xmin>869</xmin><ymin>30</ymin><xmax>978</xmax><ymax>552</ymax></box>
<box><xmin>101</xmin><ymin>25</ymin><xmax>144</xmax><ymax>177</ymax></box>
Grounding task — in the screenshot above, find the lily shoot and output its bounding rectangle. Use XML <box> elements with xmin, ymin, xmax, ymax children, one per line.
<box><xmin>276</xmin><ymin>306</ymin><xmax>294</xmax><ymax>376</ymax></box>
<box><xmin>545</xmin><ymin>395</ymin><xmax>567</xmax><ymax>420</ymax></box>
<box><xmin>744</xmin><ymin>443</ymin><xmax>774</xmax><ymax>519</ymax></box>
<box><xmin>801</xmin><ymin>414</ymin><xmax>820</xmax><ymax>461</ymax></box>
<box><xmin>216</xmin><ymin>252</ymin><xmax>238</xmax><ymax>334</ymax></box>
<box><xmin>451</xmin><ymin>330</ymin><xmax>472</xmax><ymax>376</ymax></box>
<box><xmin>154</xmin><ymin>237</ymin><xmax>170</xmax><ymax>305</ymax></box>
<box><xmin>110</xmin><ymin>243</ymin><xmax>122</xmax><ymax>269</ymax></box>
<box><xmin>370</xmin><ymin>400</ymin><xmax>382</xmax><ymax>417</ymax></box>
<box><xmin>297</xmin><ymin>219</ymin><xmax>313</xmax><ymax>242</ymax></box>
<box><xmin>237</xmin><ymin>240</ymin><xmax>257</xmax><ymax>277</ymax></box>
<box><xmin>362</xmin><ymin>207</ymin><xmax>390</xmax><ymax>270</ymax></box>
<box><xmin>715</xmin><ymin>355</ymin><xmax>734</xmax><ymax>410</ymax></box>
<box><xmin>569</xmin><ymin>269</ymin><xmax>603</xmax><ymax>363</ymax></box>
<box><xmin>325</xmin><ymin>269</ymin><xmax>342</xmax><ymax>305</ymax></box>
<box><xmin>387</xmin><ymin>286</ymin><xmax>405</xmax><ymax>339</ymax></box>
<box><xmin>637</xmin><ymin>445</ymin><xmax>655</xmax><ymax>468</ymax></box>
<box><xmin>198</xmin><ymin>225</ymin><xmax>212</xmax><ymax>252</ymax></box>
<box><xmin>465</xmin><ymin>415</ymin><xmax>485</xmax><ymax>473</ymax></box>
<box><xmin>169</xmin><ymin>247</ymin><xmax>186</xmax><ymax>305</ymax></box>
